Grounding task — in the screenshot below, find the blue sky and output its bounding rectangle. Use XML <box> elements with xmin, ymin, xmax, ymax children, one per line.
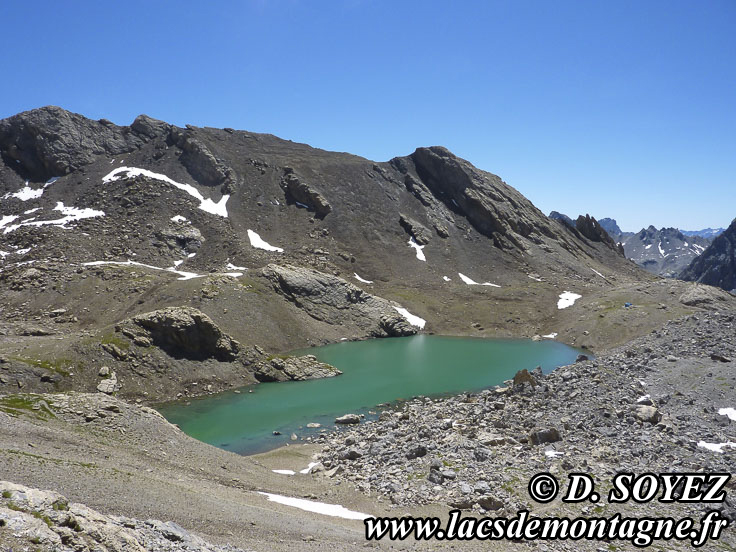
<box><xmin>2</xmin><ymin>0</ymin><xmax>734</xmax><ymax>231</ymax></box>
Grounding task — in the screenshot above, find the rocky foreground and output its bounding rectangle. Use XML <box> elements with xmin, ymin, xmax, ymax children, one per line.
<box><xmin>315</xmin><ymin>310</ymin><xmax>736</xmax><ymax>547</ymax></box>
<box><xmin>0</xmin><ymin>481</ymin><xmax>245</xmax><ymax>552</ymax></box>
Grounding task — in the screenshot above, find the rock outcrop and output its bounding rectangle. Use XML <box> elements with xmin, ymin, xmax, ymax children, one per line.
<box><xmin>156</xmin><ymin>224</ymin><xmax>204</xmax><ymax>254</ymax></box>
<box><xmin>680</xmin><ymin>218</ymin><xmax>736</xmax><ymax>292</ymax></box>
<box><xmin>171</xmin><ymin>127</ymin><xmax>238</xmax><ymax>193</ymax></box>
<box><xmin>399</xmin><ymin>213</ymin><xmax>431</xmax><ymax>244</ymax></box>
<box><xmin>393</xmin><ymin>146</ymin><xmax>573</xmax><ymax>251</ymax></box>
<box><xmin>118</xmin><ymin>307</ymin><xmax>240</xmax><ymax>361</ymax></box>
<box><xmin>0</xmin><ymin>481</ymin><xmax>244</xmax><ymax>552</ymax></box>
<box><xmin>678</xmin><ymin>283</ymin><xmax>732</xmax><ymax>307</ymax></box>
<box><xmin>259</xmin><ymin>264</ymin><xmax>417</xmax><ymax>337</ymax></box>
<box><xmin>0</xmin><ymin>106</ymin><xmax>144</xmax><ymax>181</ymax></box>
<box><xmin>280</xmin><ymin>168</ymin><xmax>332</xmax><ymax>218</ymax></box>
<box><xmin>254</xmin><ymin>354</ymin><xmax>341</xmax><ymax>382</ymax></box>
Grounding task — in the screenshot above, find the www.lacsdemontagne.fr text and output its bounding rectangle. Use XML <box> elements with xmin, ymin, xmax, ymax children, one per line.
<box><xmin>364</xmin><ymin>509</ymin><xmax>729</xmax><ymax>547</ymax></box>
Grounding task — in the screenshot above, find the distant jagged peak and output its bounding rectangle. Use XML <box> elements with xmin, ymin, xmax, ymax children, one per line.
<box><xmin>575</xmin><ymin>214</ymin><xmax>621</xmax><ymax>252</ymax></box>
<box><xmin>597</xmin><ymin>217</ymin><xmax>622</xmax><ymax>237</ymax></box>
<box><xmin>549</xmin><ymin>211</ymin><xmax>574</xmax><ymax>227</ymax></box>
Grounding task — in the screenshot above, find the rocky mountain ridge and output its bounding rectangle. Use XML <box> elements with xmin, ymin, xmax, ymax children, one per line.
<box><xmin>680</xmin><ymin>218</ymin><xmax>736</xmax><ymax>293</ymax></box>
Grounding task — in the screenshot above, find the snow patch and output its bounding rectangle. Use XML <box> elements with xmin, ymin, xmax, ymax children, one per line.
<box><xmin>103</xmin><ymin>167</ymin><xmax>229</xmax><ymax>217</ymax></box>
<box><xmin>354</xmin><ymin>273</ymin><xmax>373</xmax><ymax>284</ymax></box>
<box><xmin>4</xmin><ymin>182</ymin><xmax>43</xmax><ymax>201</ymax></box>
<box><xmin>408</xmin><ymin>238</ymin><xmax>426</xmax><ymax>262</ymax></box>
<box><xmin>644</xmin><ymin>244</ymin><xmax>652</xmax><ymax>250</ymax></box>
<box><xmin>557</xmin><ymin>291</ymin><xmax>581</xmax><ymax>309</ymax></box>
<box><xmin>657</xmin><ymin>241</ymin><xmax>666</xmax><ymax>257</ymax></box>
<box><xmin>272</xmin><ymin>469</ymin><xmax>295</xmax><ymax>476</ymax></box>
<box><xmin>393</xmin><ymin>306</ymin><xmax>426</xmax><ymax>329</ymax></box>
<box><xmin>226</xmin><ymin>263</ymin><xmax>247</xmax><ymax>271</ymax></box>
<box><xmin>82</xmin><ymin>260</ymin><xmax>203</xmax><ymax>281</ymax></box>
<box><xmin>457</xmin><ymin>273</ymin><xmax>500</xmax><ymax>287</ymax></box>
<box><xmin>23</xmin><ymin>208</ymin><xmax>41</xmax><ymax>215</ymax></box>
<box><xmin>171</xmin><ymin>215</ymin><xmax>189</xmax><ymax>223</ymax></box>
<box><xmin>545</xmin><ymin>450</ymin><xmax>564</xmax><ymax>458</ymax></box>
<box><xmin>697</xmin><ymin>441</ymin><xmax>736</xmax><ymax>454</ymax></box>
<box><xmin>590</xmin><ymin>268</ymin><xmax>605</xmax><ymax>278</ymax></box>
<box><xmin>542</xmin><ymin>333</ymin><xmax>557</xmax><ymax>339</ymax></box>
<box><xmin>636</xmin><ymin>394</ymin><xmax>651</xmax><ymax>403</ymax></box>
<box><xmin>258</xmin><ymin>492</ymin><xmax>370</xmax><ymax>520</ymax></box>
<box><xmin>718</xmin><ymin>407</ymin><xmax>736</xmax><ymax>422</ymax></box>
<box><xmin>247</xmin><ymin>229</ymin><xmax>283</xmax><ymax>252</ymax></box>
<box><xmin>3</xmin><ymin>202</ymin><xmax>104</xmax><ymax>234</ymax></box>
<box><xmin>443</xmin><ymin>276</ymin><xmax>451</xmax><ymax>282</ymax></box>
<box><xmin>0</xmin><ymin>215</ymin><xmax>19</xmax><ymax>230</ymax></box>
<box><xmin>300</xmin><ymin>462</ymin><xmax>319</xmax><ymax>475</ymax></box>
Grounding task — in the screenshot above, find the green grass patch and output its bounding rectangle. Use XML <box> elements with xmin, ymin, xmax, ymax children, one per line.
<box><xmin>10</xmin><ymin>356</ymin><xmax>73</xmax><ymax>377</ymax></box>
<box><xmin>0</xmin><ymin>394</ymin><xmax>56</xmax><ymax>419</ymax></box>
<box><xmin>100</xmin><ymin>332</ymin><xmax>130</xmax><ymax>350</ymax></box>
<box><xmin>3</xmin><ymin>448</ymin><xmax>96</xmax><ymax>469</ymax></box>
<box><xmin>2</xmin><ymin>490</ymin><xmax>11</xmax><ymax>499</ymax></box>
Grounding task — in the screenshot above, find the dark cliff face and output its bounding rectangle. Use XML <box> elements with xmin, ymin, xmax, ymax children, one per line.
<box><xmin>0</xmin><ymin>106</ymin><xmax>145</xmax><ymax>181</ymax></box>
<box><xmin>680</xmin><ymin>219</ymin><xmax>736</xmax><ymax>292</ymax></box>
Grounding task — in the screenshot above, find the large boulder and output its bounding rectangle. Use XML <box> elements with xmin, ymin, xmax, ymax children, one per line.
<box><xmin>119</xmin><ymin>307</ymin><xmax>240</xmax><ymax>361</ymax></box>
<box><xmin>678</xmin><ymin>284</ymin><xmax>730</xmax><ymax>307</ymax></box>
<box><xmin>254</xmin><ymin>355</ymin><xmax>341</xmax><ymax>382</ymax></box>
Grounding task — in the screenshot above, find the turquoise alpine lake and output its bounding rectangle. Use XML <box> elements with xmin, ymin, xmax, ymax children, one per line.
<box><xmin>158</xmin><ymin>335</ymin><xmax>583</xmax><ymax>455</ymax></box>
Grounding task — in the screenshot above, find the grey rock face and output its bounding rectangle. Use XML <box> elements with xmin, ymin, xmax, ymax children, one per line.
<box><xmin>130</xmin><ymin>113</ymin><xmax>171</xmax><ymax>139</ymax></box>
<box><xmin>0</xmin><ymin>106</ymin><xmax>144</xmax><ymax>181</ymax></box>
<box><xmin>120</xmin><ymin>307</ymin><xmax>240</xmax><ymax>361</ymax></box>
<box><xmin>259</xmin><ymin>264</ymin><xmax>417</xmax><ymax>337</ymax></box>
<box><xmin>0</xmin><ymin>481</ymin><xmax>244</xmax><ymax>552</ymax></box>
<box><xmin>254</xmin><ymin>355</ymin><xmax>341</xmax><ymax>382</ymax></box>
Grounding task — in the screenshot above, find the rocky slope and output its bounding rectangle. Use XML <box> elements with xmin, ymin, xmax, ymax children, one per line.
<box><xmin>680</xmin><ymin>218</ymin><xmax>736</xmax><ymax>293</ymax></box>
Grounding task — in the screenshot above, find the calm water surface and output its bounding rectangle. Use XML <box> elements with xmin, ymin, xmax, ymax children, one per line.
<box><xmin>158</xmin><ymin>335</ymin><xmax>581</xmax><ymax>454</ymax></box>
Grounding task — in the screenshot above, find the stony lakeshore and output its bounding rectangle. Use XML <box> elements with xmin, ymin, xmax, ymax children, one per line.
<box><xmin>312</xmin><ymin>310</ymin><xmax>736</xmax><ymax>548</ymax></box>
